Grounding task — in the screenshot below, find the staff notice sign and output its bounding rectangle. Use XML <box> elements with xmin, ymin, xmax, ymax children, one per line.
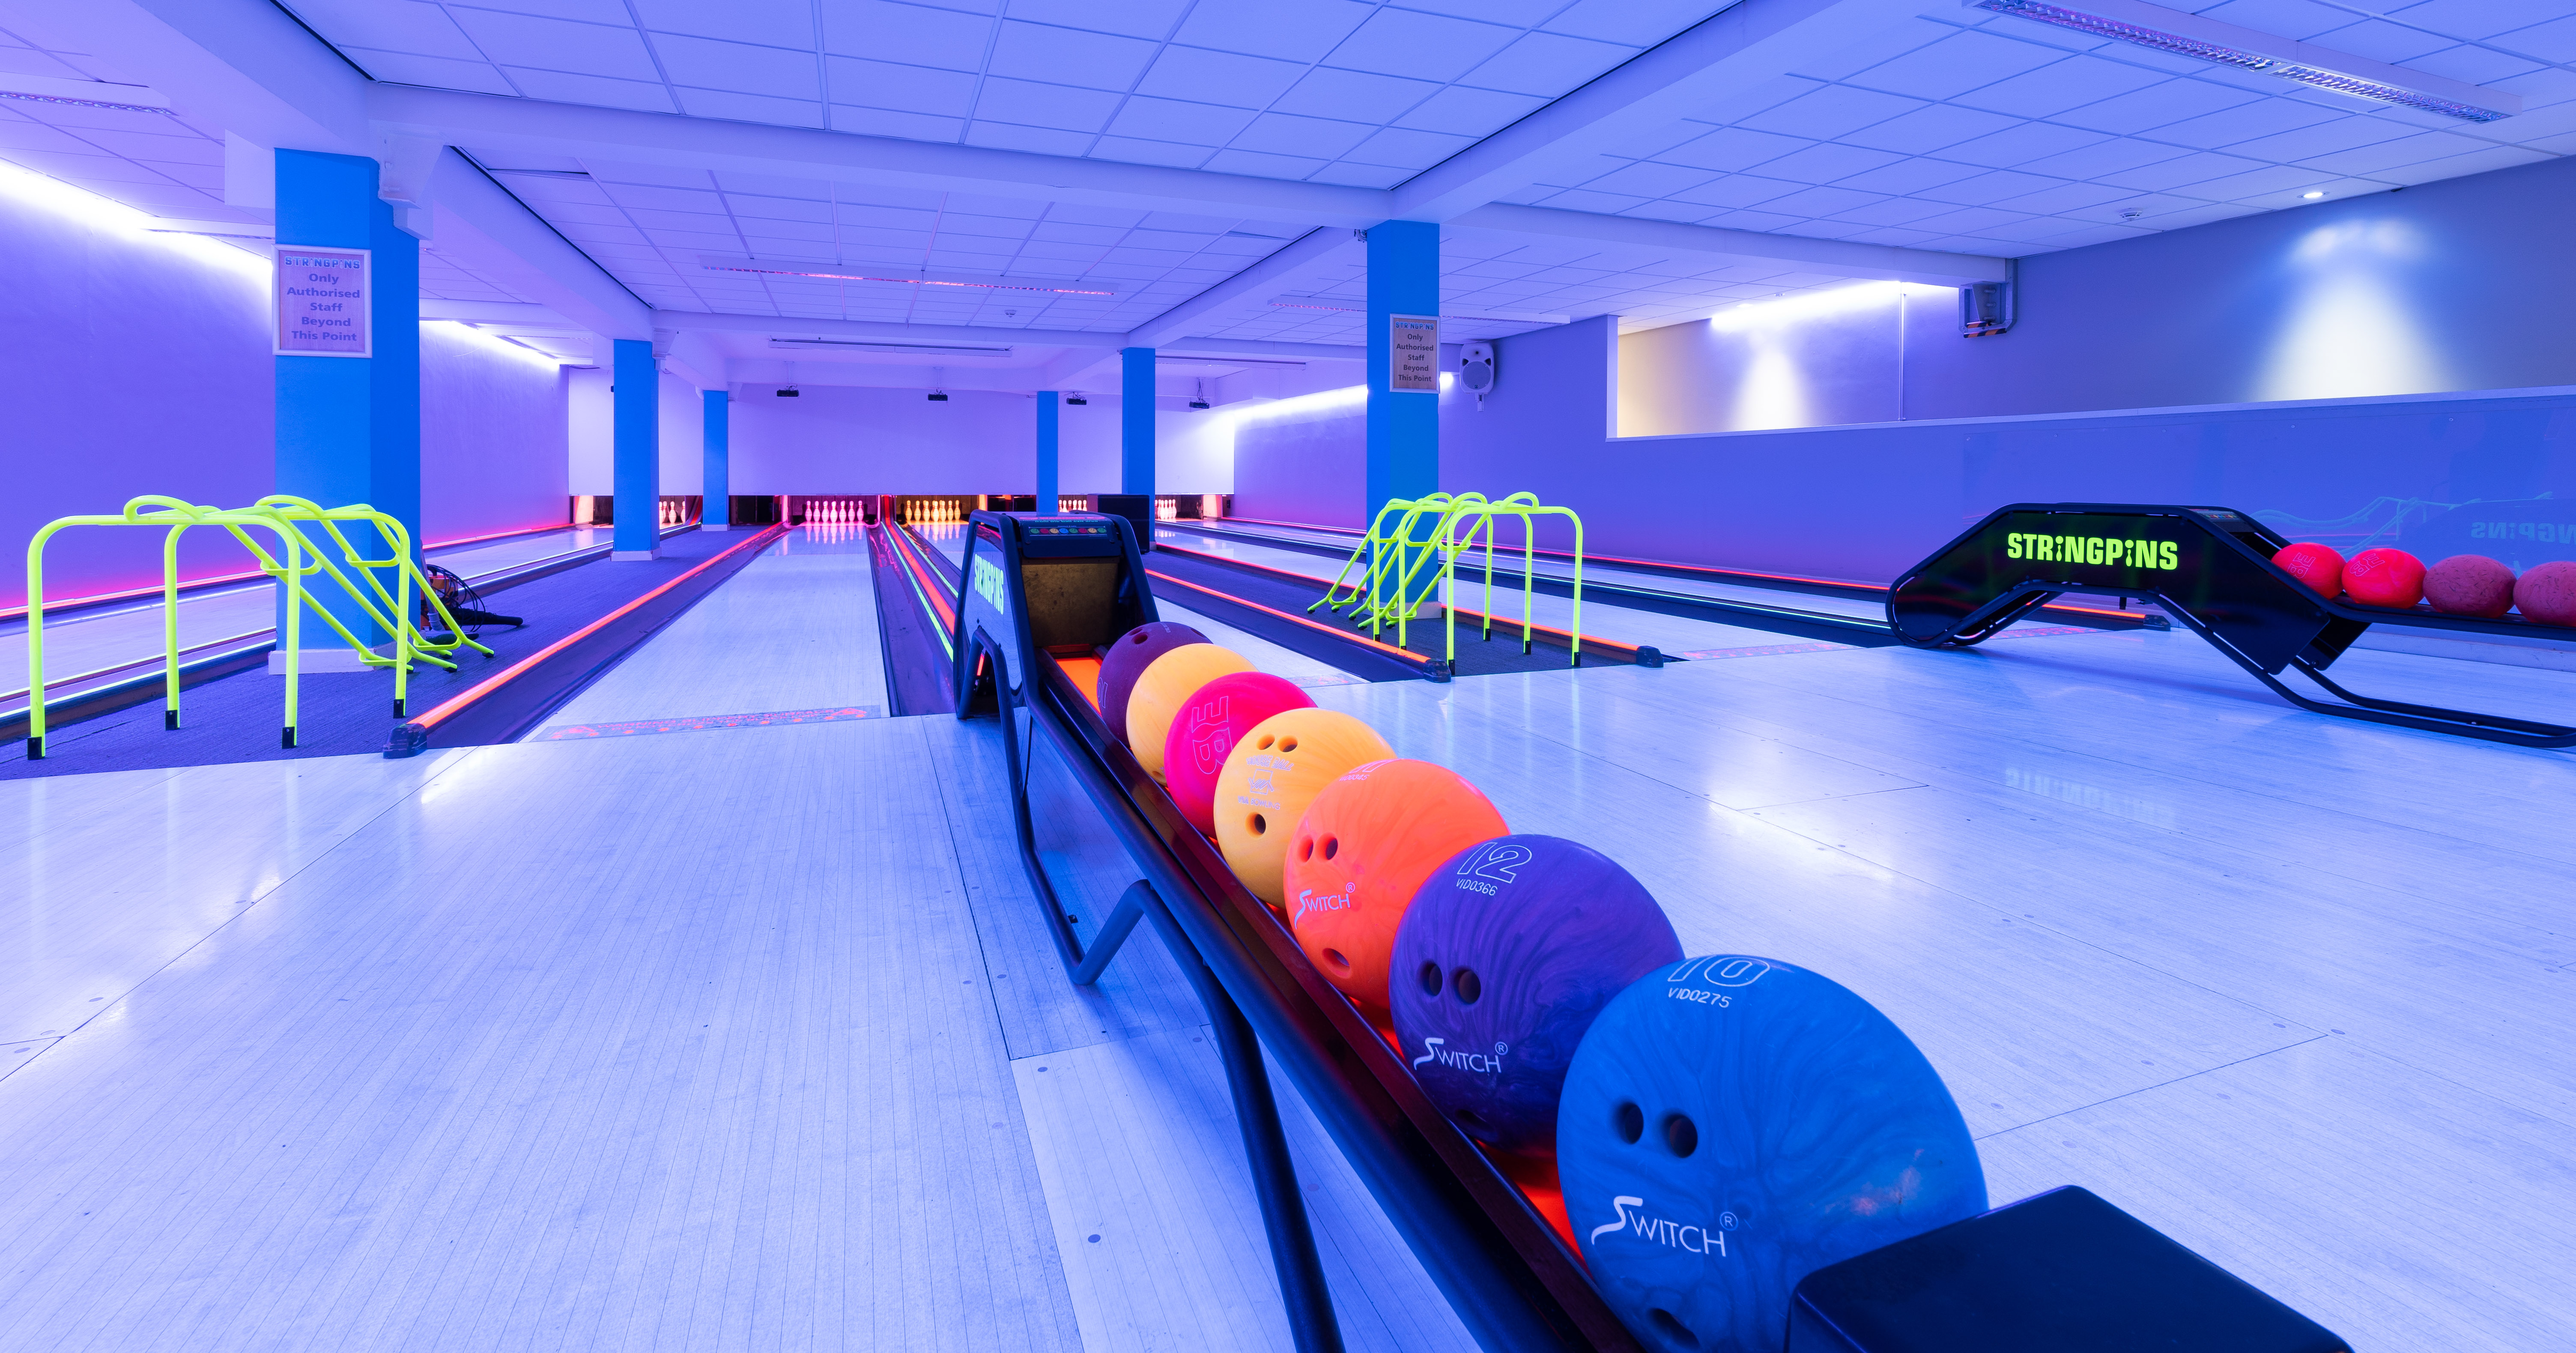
<box><xmin>275</xmin><ymin>247</ymin><xmax>371</xmax><ymax>357</ymax></box>
<box><xmin>1389</xmin><ymin>314</ymin><xmax>1439</xmax><ymax>392</ymax></box>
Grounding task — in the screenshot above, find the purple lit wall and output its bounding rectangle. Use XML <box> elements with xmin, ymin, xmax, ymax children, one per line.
<box><xmin>419</xmin><ymin>322</ymin><xmax>570</xmax><ymax>542</ymax></box>
<box><xmin>721</xmin><ymin>385</ymin><xmax>1232</xmax><ymax>495</ymax></box>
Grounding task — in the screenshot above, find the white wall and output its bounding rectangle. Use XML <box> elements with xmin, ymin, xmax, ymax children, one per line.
<box><xmin>720</xmin><ymin>384</ymin><xmax>1235</xmax><ymax>495</ymax></box>
<box><xmin>568</xmin><ymin>367</ymin><xmax>611</xmax><ymax>495</ymax></box>
<box><xmin>419</xmin><ymin>321</ymin><xmax>569</xmax><ymax>538</ymax></box>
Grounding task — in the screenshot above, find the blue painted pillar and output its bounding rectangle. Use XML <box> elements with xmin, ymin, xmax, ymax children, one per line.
<box><xmin>1366</xmin><ymin>221</ymin><xmax>1440</xmax><ymax>527</ymax></box>
<box><xmin>1120</xmin><ymin>347</ymin><xmax>1154</xmax><ymax>496</ymax></box>
<box><xmin>274</xmin><ymin>149</ymin><xmax>418</xmax><ymax>658</ymax></box>
<box><xmin>612</xmin><ymin>339</ymin><xmax>660</xmax><ymax>559</ymax></box>
<box><xmin>702</xmin><ymin>389</ymin><xmax>730</xmax><ymax>530</ymax></box>
<box><xmin>1036</xmin><ymin>390</ymin><xmax>1060</xmax><ymax>509</ymax></box>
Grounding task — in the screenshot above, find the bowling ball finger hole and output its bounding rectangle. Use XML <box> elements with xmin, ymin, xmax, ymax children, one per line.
<box><xmin>1248</xmin><ymin>813</ymin><xmax>1268</xmax><ymax>836</ymax></box>
<box><xmin>1127</xmin><ymin>632</ymin><xmax>1149</xmax><ymax>644</ymax></box>
<box><xmin>1257</xmin><ymin>734</ymin><xmax>1276</xmax><ymax>750</ymax></box>
<box><xmin>1322</xmin><ymin>948</ymin><xmax>1350</xmax><ymax>974</ymax></box>
<box><xmin>1660</xmin><ymin>1112</ymin><xmax>1698</xmax><ymax>1158</ymax></box>
<box><xmin>1321</xmin><ymin>836</ymin><xmax>1338</xmax><ymax>860</ymax></box>
<box><xmin>1451</xmin><ymin>967</ymin><xmax>1481</xmax><ymax>1004</ymax></box>
<box><xmin>1647</xmin><ymin>1308</ymin><xmax>1699</xmax><ymax>1348</ymax></box>
<box><xmin>1417</xmin><ymin>962</ymin><xmax>1442</xmax><ymax>997</ymax></box>
<box><xmin>1280</xmin><ymin>736</ymin><xmax>1299</xmax><ymax>752</ymax></box>
<box><xmin>1614</xmin><ymin>1101</ymin><xmax>1643</xmax><ymax>1144</ymax></box>
<box><xmin>1296</xmin><ymin>837</ymin><xmax>1313</xmax><ymax>862</ymax></box>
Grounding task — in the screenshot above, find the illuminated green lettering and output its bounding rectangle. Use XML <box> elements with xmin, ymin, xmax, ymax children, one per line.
<box><xmin>2158</xmin><ymin>540</ymin><xmax>2178</xmax><ymax>570</ymax></box>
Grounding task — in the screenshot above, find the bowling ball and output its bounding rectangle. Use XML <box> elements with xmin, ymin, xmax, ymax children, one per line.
<box><xmin>1096</xmin><ymin>621</ymin><xmax>1208</xmax><ymax>743</ymax></box>
<box><xmin>2514</xmin><ymin>560</ymin><xmax>2576</xmax><ymax>626</ymax></box>
<box><xmin>2424</xmin><ymin>554</ymin><xmax>2516</xmax><ymax>618</ymax></box>
<box><xmin>1389</xmin><ymin>835</ymin><xmax>1681</xmax><ymax>1156</ymax></box>
<box><xmin>1125</xmin><ymin>644</ymin><xmax>1255</xmax><ymax>782</ymax></box>
<box><xmin>2343</xmin><ymin>547</ymin><xmax>2425</xmax><ymax>608</ymax></box>
<box><xmin>1286</xmin><ymin>760</ymin><xmax>1508</xmax><ymax>1013</ymax></box>
<box><xmin>1212</xmin><ymin>708</ymin><xmax>1393</xmax><ymax>909</ymax></box>
<box><xmin>1164</xmin><ymin>672</ymin><xmax>1313</xmax><ymax>834</ymax></box>
<box><xmin>2271</xmin><ymin>542</ymin><xmax>2343</xmax><ymax>597</ymax></box>
<box><xmin>1559</xmin><ymin>956</ymin><xmax>1987</xmax><ymax>1353</ymax></box>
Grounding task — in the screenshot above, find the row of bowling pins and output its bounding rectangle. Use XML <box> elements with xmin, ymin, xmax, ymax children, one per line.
<box><xmin>912</xmin><ymin>498</ymin><xmax>968</xmax><ymax>522</ymax></box>
<box><xmin>809</xmin><ymin>498</ymin><xmax>864</xmax><ymax>522</ymax></box>
<box><xmin>657</xmin><ymin>499</ymin><xmax>685</xmax><ymax>525</ymax></box>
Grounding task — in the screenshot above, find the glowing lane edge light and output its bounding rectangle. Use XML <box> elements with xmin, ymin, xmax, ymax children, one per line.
<box><xmin>0</xmin><ymin>158</ymin><xmax>271</xmax><ymax>284</ymax></box>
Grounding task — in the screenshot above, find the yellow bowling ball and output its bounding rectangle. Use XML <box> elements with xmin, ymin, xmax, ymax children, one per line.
<box><xmin>1213</xmin><ymin>707</ymin><xmax>1394</xmax><ymax>910</ymax></box>
<box><xmin>1125</xmin><ymin>644</ymin><xmax>1255</xmax><ymax>782</ymax></box>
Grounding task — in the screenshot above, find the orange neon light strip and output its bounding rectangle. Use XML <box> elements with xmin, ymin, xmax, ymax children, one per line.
<box><xmin>889</xmin><ymin>525</ymin><xmax>958</xmax><ymax>629</ymax></box>
<box><xmin>407</xmin><ymin>525</ymin><xmax>783</xmax><ymax>733</ymax></box>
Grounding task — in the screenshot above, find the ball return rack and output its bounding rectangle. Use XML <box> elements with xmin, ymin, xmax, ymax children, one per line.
<box><xmin>1890</xmin><ymin>504</ymin><xmax>2575</xmax><ymax>750</ymax></box>
<box><xmin>949</xmin><ymin>510</ymin><xmax>1642</xmax><ymax>1353</ymax></box>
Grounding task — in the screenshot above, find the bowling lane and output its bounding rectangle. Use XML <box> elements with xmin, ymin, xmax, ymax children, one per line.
<box><xmin>532</xmin><ymin>523</ymin><xmax>888</xmax><ymax>732</ymax></box>
<box><xmin>1151</xmin><ymin>525</ymin><xmax>1844</xmax><ymax>657</ymax></box>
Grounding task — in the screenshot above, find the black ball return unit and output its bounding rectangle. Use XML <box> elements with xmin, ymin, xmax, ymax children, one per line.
<box><xmin>1890</xmin><ymin>503</ymin><xmax>2576</xmax><ymax>750</ymax></box>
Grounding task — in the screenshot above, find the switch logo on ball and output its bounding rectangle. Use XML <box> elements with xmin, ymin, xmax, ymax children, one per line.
<box><xmin>1291</xmin><ymin>884</ymin><xmax>1356</xmax><ymax>922</ymax></box>
<box><xmin>1411</xmin><ymin>1036</ymin><xmax>1505</xmax><ymax>1075</ymax></box>
<box><xmin>1587</xmin><ymin>1196</ymin><xmax>1732</xmax><ymax>1255</ymax></box>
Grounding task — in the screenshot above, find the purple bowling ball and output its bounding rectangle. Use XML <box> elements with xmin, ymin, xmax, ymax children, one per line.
<box><xmin>1097</xmin><ymin>621</ymin><xmax>1209</xmax><ymax>744</ymax></box>
<box><xmin>1390</xmin><ymin>834</ymin><xmax>1683</xmax><ymax>1156</ymax></box>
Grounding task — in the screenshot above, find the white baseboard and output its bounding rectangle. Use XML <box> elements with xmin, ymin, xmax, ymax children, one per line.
<box><xmin>611</xmin><ymin>549</ymin><xmax>660</xmax><ymax>561</ymax></box>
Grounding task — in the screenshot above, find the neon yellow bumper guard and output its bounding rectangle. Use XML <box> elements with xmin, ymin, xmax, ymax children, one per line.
<box><xmin>1309</xmin><ymin>492</ymin><xmax>1585</xmax><ymax>668</ymax></box>
<box><xmin>22</xmin><ymin>495</ymin><xmax>492</xmax><ymax>759</ymax></box>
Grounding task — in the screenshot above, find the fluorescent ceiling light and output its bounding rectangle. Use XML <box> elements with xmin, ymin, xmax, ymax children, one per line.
<box><xmin>704</xmin><ymin>255</ymin><xmax>1115</xmax><ymax>297</ymax></box>
<box><xmin>1267</xmin><ymin>296</ymin><xmax>1571</xmax><ymax>325</ymax></box>
<box><xmin>1156</xmin><ymin>354</ymin><xmax>1308</xmax><ymax>368</ymax></box>
<box><xmin>766</xmin><ymin>337</ymin><xmax>1014</xmax><ymax>355</ymax></box>
<box><xmin>1972</xmin><ymin>0</ymin><xmax>2518</xmax><ymax>122</ymax></box>
<box><xmin>0</xmin><ymin>73</ymin><xmax>173</xmax><ymax>115</ymax></box>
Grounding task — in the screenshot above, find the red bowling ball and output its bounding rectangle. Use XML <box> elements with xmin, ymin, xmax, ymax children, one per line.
<box><xmin>2343</xmin><ymin>548</ymin><xmax>2425</xmax><ymax>608</ymax></box>
<box><xmin>2424</xmin><ymin>555</ymin><xmax>2516</xmax><ymax>618</ymax></box>
<box><xmin>2271</xmin><ymin>542</ymin><xmax>2344</xmax><ymax>598</ymax></box>
<box><xmin>1163</xmin><ymin>672</ymin><xmax>1313</xmax><ymax>834</ymax></box>
<box><xmin>2518</xmin><ymin>560</ymin><xmax>2576</xmax><ymax>626</ymax></box>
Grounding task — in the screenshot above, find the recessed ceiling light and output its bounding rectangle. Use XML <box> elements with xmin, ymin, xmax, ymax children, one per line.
<box><xmin>2302</xmin><ymin>191</ymin><xmax>2326</xmax><ymax>199</ymax></box>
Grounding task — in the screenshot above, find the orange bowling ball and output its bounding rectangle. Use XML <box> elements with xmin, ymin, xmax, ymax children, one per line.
<box><xmin>1284</xmin><ymin>759</ymin><xmax>1507</xmax><ymax>1012</ymax></box>
<box><xmin>1125</xmin><ymin>644</ymin><xmax>1254</xmax><ymax>782</ymax></box>
<box><xmin>1213</xmin><ymin>709</ymin><xmax>1394</xmax><ymax>910</ymax></box>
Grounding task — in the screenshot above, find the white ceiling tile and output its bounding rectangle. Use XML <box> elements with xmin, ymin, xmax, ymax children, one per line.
<box><xmin>2403</xmin><ymin>43</ymin><xmax>2546</xmax><ymax>84</ymax></box>
<box><xmin>288</xmin><ymin>0</ymin><xmax>484</xmax><ymax>58</ymax></box>
<box><xmin>818</xmin><ymin>0</ymin><xmax>993</xmax><ymax>69</ymax></box>
<box><xmin>1950</xmin><ymin>55</ymin><xmax>2169</xmax><ymax>119</ymax></box>
<box><xmin>1934</xmin><ymin>122</ymin><xmax>2111</xmax><ymax>169</ymax></box>
<box><xmin>1664</xmin><ymin>174</ymin><xmax>1805</xmax><ymax>209</ymax></box>
<box><xmin>2012</xmin><ymin>137</ymin><xmax>2192</xmax><ymax>179</ymax></box>
<box><xmin>1092</xmin><ymin>137</ymin><xmax>1217</xmax><ymax>169</ymax></box>
<box><xmin>1107</xmin><ymin>97</ymin><xmax>1258</xmax><ymax>147</ymax></box>
<box><xmin>678</xmin><ymin>88</ymin><xmax>824</xmax><ymax>127</ymax></box>
<box><xmin>1841</xmin><ymin>226</ymin><xmax>1944</xmax><ymax>246</ymax></box>
<box><xmin>828</xmin><ymin>106</ymin><xmax>964</xmax><ymax>142</ymax></box>
<box><xmin>503</xmin><ymin>69</ymin><xmax>677</xmax><ymax>113</ymax></box>
<box><xmin>1386</xmin><ymin>86</ymin><xmax>1545</xmax><ymax>139</ymax></box>
<box><xmin>2371</xmin><ymin>143</ymin><xmax>2553</xmax><ymax>182</ymax></box>
<box><xmin>0</xmin><ymin>119</ymin><xmax>99</xmax><ymax>155</ymax></box>
<box><xmin>2090</xmin><ymin>150</ymin><xmax>2268</xmax><ymax>191</ymax></box>
<box><xmin>1902</xmin><ymin>205</ymin><xmax>2030</xmax><ymax>234</ymax></box>
<box><xmin>1343</xmin><ymin>127</ymin><xmax>1475</xmax><ymax>170</ymax></box>
<box><xmin>824</xmin><ymin>57</ymin><xmax>976</xmax><ymax>116</ymax></box>
<box><xmin>1698</xmin><ymin>208</ymin><xmax>1805</xmax><ymax>232</ymax></box>
<box><xmin>1042</xmin><ymin>203</ymin><xmax>1148</xmax><ymax>227</ymax></box>
<box><xmin>585</xmin><ymin>161</ymin><xmax>718</xmax><ymax>188</ymax></box>
<box><xmin>1230</xmin><ymin>111</ymin><xmax>1376</xmax><ymax>159</ymax></box>
<box><xmin>1786</xmin><ymin>18</ymin><xmax>1958</xmax><ymax>83</ymax></box>
<box><xmin>2191</xmin><ymin>0</ymin><xmax>2360</xmax><ymax>41</ymax></box>
<box><xmin>1579</xmin><ymin>160</ymin><xmax>1721</xmax><ymax>197</ymax></box>
<box><xmin>1722</xmin><ymin>141</ymin><xmax>1901</xmax><ymax>184</ymax></box>
<box><xmin>1133</xmin><ymin>46</ymin><xmax>1308</xmax><ymax>110</ymax></box>
<box><xmin>1460</xmin><ymin>31</ymin><xmax>1636</xmax><ymax>98</ymax></box>
<box><xmin>1910</xmin><ymin>168</ymin><xmax>2064</xmax><ymax>206</ymax></box>
<box><xmin>1308</xmin><ymin>160</ymin><xmax>1413</xmax><ymax>188</ymax></box>
<box><xmin>1737</xmin><ymin>84</ymin><xmax>1929</xmax><ymax>140</ymax></box>
<box><xmin>2049</xmin><ymin>78</ymin><xmax>2260</xmax><ymax>134</ymax></box>
<box><xmin>1650</xmin><ymin>126</ymin><xmax>1813</xmax><ymax>172</ymax></box>
<box><xmin>629</xmin><ymin>0</ymin><xmax>813</xmax><ymax>46</ymax></box>
<box><xmin>1270</xmin><ymin>66</ymin><xmax>1442</xmax><ymax>122</ymax></box>
<box><xmin>1834</xmin><ymin>102</ymin><xmax>2019</xmax><ymax>154</ymax></box>
<box><xmin>728</xmin><ymin>194</ymin><xmax>834</xmax><ymax>222</ymax></box>
<box><xmin>1754</xmin><ymin>185</ymin><xmax>1885</xmax><ymax>218</ymax></box>
<box><xmin>448</xmin><ymin>11</ymin><xmax>659</xmax><ymax>80</ymax></box>
<box><xmin>346</xmin><ymin>49</ymin><xmax>516</xmax><ymax>95</ymax></box>
<box><xmin>2140</xmin><ymin>99</ymin><xmax>2345</xmax><ymax>150</ymax></box>
<box><xmin>989</xmin><ymin>22</ymin><xmax>1159</xmax><ymax>91</ymax></box>
<box><xmin>973</xmin><ymin>78</ymin><xmax>1123</xmax><ymax>132</ymax></box>
<box><xmin>1324</xmin><ymin>9</ymin><xmax>1519</xmax><ymax>83</ymax></box>
<box><xmin>1539</xmin><ymin>2</ymin><xmax>1720</xmax><ymax>51</ymax></box>
<box><xmin>1006</xmin><ymin>0</ymin><xmax>1194</xmax><ymax>40</ymax></box>
<box><xmin>1846</xmin><ymin>32</ymin><xmax>2068</xmax><ymax>102</ymax></box>
<box><xmin>1828</xmin><ymin>157</ymin><xmax>1990</xmax><ymax>195</ymax></box>
<box><xmin>2220</xmin><ymin>116</ymin><xmax>2416</xmax><ymax>162</ymax></box>
<box><xmin>1988</xmin><ymin>179</ymin><xmax>2137</xmax><ymax>214</ymax></box>
<box><xmin>653</xmin><ymin>35</ymin><xmax>821</xmax><ymax>98</ymax></box>
<box><xmin>2379</xmin><ymin>0</ymin><xmax>2563</xmax><ymax>40</ymax></box>
<box><xmin>1170</xmin><ymin>0</ymin><xmax>1375</xmax><ymax>63</ymax></box>
<box><xmin>2177</xmin><ymin>164</ymin><xmax>2337</xmax><ymax>199</ymax></box>
<box><xmin>1823</xmin><ymin>196</ymin><xmax>1963</xmax><ymax>226</ymax></box>
<box><xmin>963</xmin><ymin>121</ymin><xmax>1098</xmax><ymax>156</ymax></box>
<box><xmin>2311</xmin><ymin>17</ymin><xmax>2464</xmax><ymax>61</ymax></box>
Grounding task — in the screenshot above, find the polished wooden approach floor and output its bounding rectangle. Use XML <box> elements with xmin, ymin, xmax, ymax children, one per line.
<box><xmin>2</xmin><ymin>529</ymin><xmax>2568</xmax><ymax>1350</ymax></box>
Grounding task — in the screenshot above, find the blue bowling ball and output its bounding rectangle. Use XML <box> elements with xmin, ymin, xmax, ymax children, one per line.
<box><xmin>1557</xmin><ymin>956</ymin><xmax>1986</xmax><ymax>1353</ymax></box>
<box><xmin>1388</xmin><ymin>835</ymin><xmax>1682</xmax><ymax>1156</ymax></box>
